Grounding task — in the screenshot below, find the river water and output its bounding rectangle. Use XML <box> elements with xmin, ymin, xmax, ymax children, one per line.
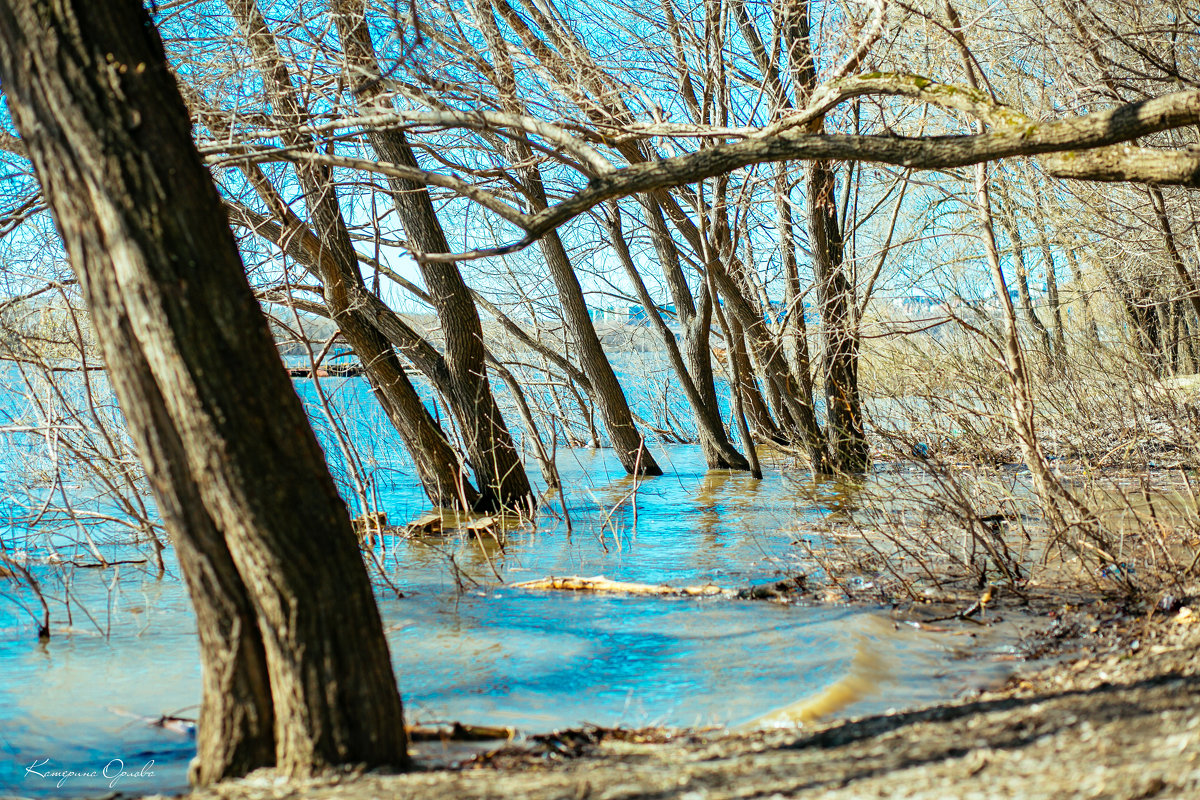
<box><xmin>0</xmin><ymin>377</ymin><xmax>1030</xmax><ymax>798</ymax></box>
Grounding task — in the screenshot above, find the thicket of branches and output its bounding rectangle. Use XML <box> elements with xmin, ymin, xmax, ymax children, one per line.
<box><xmin>4</xmin><ymin>0</ymin><xmax>1200</xmax><ymax>600</ymax></box>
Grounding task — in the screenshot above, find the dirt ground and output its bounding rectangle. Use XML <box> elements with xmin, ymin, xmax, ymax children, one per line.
<box><xmin>162</xmin><ymin>601</ymin><xmax>1200</xmax><ymax>800</ymax></box>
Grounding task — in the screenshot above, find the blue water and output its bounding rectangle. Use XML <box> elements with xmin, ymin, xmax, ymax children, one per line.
<box><xmin>0</xmin><ymin>376</ymin><xmax>1019</xmax><ymax>798</ymax></box>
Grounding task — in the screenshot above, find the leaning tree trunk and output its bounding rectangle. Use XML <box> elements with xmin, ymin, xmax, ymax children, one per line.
<box><xmin>331</xmin><ymin>2</ymin><xmax>532</xmax><ymax>509</ymax></box>
<box><xmin>996</xmin><ymin>202</ymin><xmax>1054</xmax><ymax>359</ymax></box>
<box><xmin>605</xmin><ymin>203</ymin><xmax>750</xmax><ymax>469</ymax></box>
<box><xmin>465</xmin><ymin>0</ymin><xmax>661</xmax><ymax>476</ymax></box>
<box><xmin>643</xmin><ymin>198</ymin><xmax>749</xmax><ymax>469</ymax></box>
<box><xmin>219</xmin><ymin>0</ymin><xmax>482</xmax><ymax>510</ymax></box>
<box><xmin>0</xmin><ymin>0</ymin><xmax>409</xmax><ymax>781</ymax></box>
<box><xmin>218</xmin><ymin>197</ymin><xmax>478</xmax><ymax>509</ymax></box>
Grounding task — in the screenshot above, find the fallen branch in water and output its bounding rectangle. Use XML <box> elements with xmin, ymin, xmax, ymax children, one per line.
<box><xmin>511</xmin><ymin>574</ymin><xmax>733</xmax><ymax>597</ymax></box>
<box><xmin>407</xmin><ymin>721</ymin><xmax>516</xmax><ymax>741</ymax></box>
<box><xmin>109</xmin><ymin>707</ymin><xmax>197</xmax><ymax>736</ymax></box>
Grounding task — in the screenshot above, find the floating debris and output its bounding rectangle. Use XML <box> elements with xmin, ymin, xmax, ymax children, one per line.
<box><xmin>512</xmin><ymin>574</ymin><xmax>731</xmax><ymax>597</ymax></box>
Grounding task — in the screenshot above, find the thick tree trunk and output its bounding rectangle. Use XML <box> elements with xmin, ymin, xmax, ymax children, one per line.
<box><xmin>0</xmin><ymin>0</ymin><xmax>408</xmax><ymax>781</ymax></box>
<box><xmin>784</xmin><ymin>0</ymin><xmax>867</xmax><ymax>474</ymax></box>
<box><xmin>806</xmin><ymin>162</ymin><xmax>869</xmax><ymax>472</ymax></box>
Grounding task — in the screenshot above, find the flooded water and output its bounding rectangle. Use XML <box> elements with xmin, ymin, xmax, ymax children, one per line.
<box><xmin>0</xmin><ymin>383</ymin><xmax>1032</xmax><ymax>798</ymax></box>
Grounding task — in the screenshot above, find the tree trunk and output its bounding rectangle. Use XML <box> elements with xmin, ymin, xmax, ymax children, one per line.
<box><xmin>643</xmin><ymin>198</ymin><xmax>749</xmax><ymax>468</ymax></box>
<box><xmin>807</xmin><ymin>161</ymin><xmax>869</xmax><ymax>472</ymax></box>
<box><xmin>466</xmin><ymin>0</ymin><xmax>661</xmax><ymax>476</ymax></box>
<box><xmin>606</xmin><ymin>204</ymin><xmax>750</xmax><ymax>469</ymax></box>
<box><xmin>996</xmin><ymin>204</ymin><xmax>1054</xmax><ymax>359</ymax></box>
<box><xmin>1030</xmin><ymin>198</ymin><xmax>1067</xmax><ymax>361</ymax></box>
<box><xmin>1064</xmin><ymin>247</ymin><xmax>1102</xmax><ymax>346</ymax></box>
<box><xmin>0</xmin><ymin>0</ymin><xmax>408</xmax><ymax>781</ymax></box>
<box><xmin>204</xmin><ymin>8</ymin><xmax>478</xmax><ymax>510</ymax></box>
<box><xmin>727</xmin><ymin>315</ymin><xmax>783</xmax><ymax>441</ymax></box>
<box><xmin>783</xmin><ymin>0</ymin><xmax>867</xmax><ymax>473</ymax></box>
<box><xmin>330</xmin><ymin>3</ymin><xmax>532</xmax><ymax>510</ymax></box>
<box><xmin>221</xmin><ymin>197</ymin><xmax>478</xmax><ymax>509</ymax></box>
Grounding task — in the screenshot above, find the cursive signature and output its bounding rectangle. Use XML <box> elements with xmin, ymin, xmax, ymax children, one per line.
<box><xmin>25</xmin><ymin>757</ymin><xmax>155</xmax><ymax>789</ymax></box>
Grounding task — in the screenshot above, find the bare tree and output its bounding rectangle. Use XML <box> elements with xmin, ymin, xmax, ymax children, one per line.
<box><xmin>0</xmin><ymin>0</ymin><xmax>408</xmax><ymax>782</ymax></box>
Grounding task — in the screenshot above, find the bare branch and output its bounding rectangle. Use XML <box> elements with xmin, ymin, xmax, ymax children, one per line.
<box><xmin>1045</xmin><ymin>145</ymin><xmax>1200</xmax><ymax>186</ymax></box>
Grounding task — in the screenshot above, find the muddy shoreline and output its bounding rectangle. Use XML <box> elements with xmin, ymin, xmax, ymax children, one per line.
<box><xmin>127</xmin><ymin>596</ymin><xmax>1200</xmax><ymax>800</ymax></box>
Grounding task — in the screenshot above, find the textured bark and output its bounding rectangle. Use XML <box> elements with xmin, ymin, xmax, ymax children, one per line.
<box><xmin>806</xmin><ymin>161</ymin><xmax>868</xmax><ymax>472</ymax></box>
<box><xmin>331</xmin><ymin>2</ymin><xmax>532</xmax><ymax>509</ymax></box>
<box><xmin>0</xmin><ymin>0</ymin><xmax>408</xmax><ymax>780</ymax></box>
<box><xmin>1046</xmin><ymin>146</ymin><xmax>1200</xmax><ymax>186</ymax></box>
<box><xmin>786</xmin><ymin>0</ymin><xmax>867</xmax><ymax>473</ymax></box>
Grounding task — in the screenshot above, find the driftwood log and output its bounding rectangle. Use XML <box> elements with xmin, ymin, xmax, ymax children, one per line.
<box><xmin>512</xmin><ymin>575</ymin><xmax>808</xmax><ymax>600</ymax></box>
<box><xmin>407</xmin><ymin>722</ymin><xmax>516</xmax><ymax>742</ymax></box>
<box><xmin>511</xmin><ymin>574</ymin><xmax>733</xmax><ymax>597</ymax></box>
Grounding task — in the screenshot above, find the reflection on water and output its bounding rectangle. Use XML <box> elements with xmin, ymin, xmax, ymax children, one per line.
<box><xmin>0</xmin><ymin>446</ymin><xmax>1022</xmax><ymax>798</ymax></box>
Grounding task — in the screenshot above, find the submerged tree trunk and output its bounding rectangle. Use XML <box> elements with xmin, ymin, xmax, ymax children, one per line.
<box><xmin>605</xmin><ymin>204</ymin><xmax>750</xmax><ymax>470</ymax></box>
<box><xmin>807</xmin><ymin>161</ymin><xmax>869</xmax><ymax>472</ymax></box>
<box><xmin>784</xmin><ymin>0</ymin><xmax>867</xmax><ymax>474</ymax></box>
<box><xmin>331</xmin><ymin>3</ymin><xmax>533</xmax><ymax>509</ymax></box>
<box><xmin>643</xmin><ymin>199</ymin><xmax>749</xmax><ymax>469</ymax></box>
<box><xmin>220</xmin><ymin>193</ymin><xmax>477</xmax><ymax>509</ymax></box>
<box><xmin>0</xmin><ymin>0</ymin><xmax>408</xmax><ymax>781</ymax></box>
<box><xmin>467</xmin><ymin>0</ymin><xmax>660</xmax><ymax>476</ymax></box>
<box><xmin>201</xmin><ymin>7</ymin><xmax>478</xmax><ymax>510</ymax></box>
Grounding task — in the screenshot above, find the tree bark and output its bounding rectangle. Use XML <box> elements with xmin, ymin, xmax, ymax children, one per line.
<box><xmin>0</xmin><ymin>0</ymin><xmax>408</xmax><ymax>780</ymax></box>
<box><xmin>806</xmin><ymin>161</ymin><xmax>869</xmax><ymax>471</ymax></box>
<box><xmin>784</xmin><ymin>0</ymin><xmax>868</xmax><ymax>472</ymax></box>
<box><xmin>330</xmin><ymin>2</ymin><xmax>532</xmax><ymax>510</ymax></box>
<box><xmin>467</xmin><ymin>0</ymin><xmax>661</xmax><ymax>476</ymax></box>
